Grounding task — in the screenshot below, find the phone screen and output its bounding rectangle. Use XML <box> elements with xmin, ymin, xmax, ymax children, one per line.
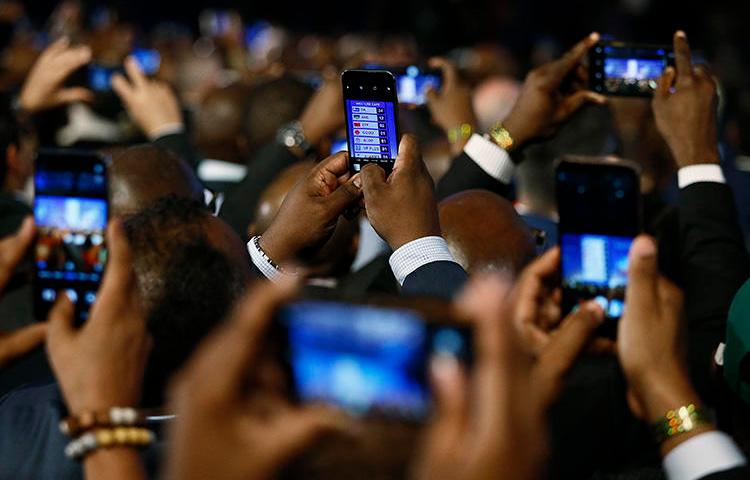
<box><xmin>278</xmin><ymin>300</ymin><xmax>471</xmax><ymax>421</ymax></box>
<box><xmin>88</xmin><ymin>49</ymin><xmax>161</xmax><ymax>92</ymax></box>
<box><xmin>34</xmin><ymin>150</ymin><xmax>108</xmax><ymax>324</ymax></box>
<box><xmin>589</xmin><ymin>42</ymin><xmax>672</xmax><ymax>97</ymax></box>
<box><xmin>342</xmin><ymin>70</ymin><xmax>400</xmax><ymax>175</ymax></box>
<box><xmin>556</xmin><ymin>159</ymin><xmax>640</xmax><ymax>326</ymax></box>
<box><xmin>395</xmin><ymin>66</ymin><xmax>442</xmax><ymax>106</ymax></box>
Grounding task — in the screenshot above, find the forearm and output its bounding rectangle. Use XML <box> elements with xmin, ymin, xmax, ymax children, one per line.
<box><xmin>84</xmin><ymin>448</ymin><xmax>147</xmax><ymax>480</ymax></box>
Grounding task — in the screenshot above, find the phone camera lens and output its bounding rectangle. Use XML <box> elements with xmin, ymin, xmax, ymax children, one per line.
<box><xmin>359</xmin><ymin>86</ymin><xmax>363</xmax><ymax>90</ymax></box>
<box><xmin>373</xmin><ymin>86</ymin><xmax>377</xmax><ymax>90</ymax></box>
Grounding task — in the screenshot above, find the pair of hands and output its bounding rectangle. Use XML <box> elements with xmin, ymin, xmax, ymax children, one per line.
<box><xmin>413</xmin><ymin>234</ymin><xmax>699</xmax><ymax>480</ymax></box>
<box><xmin>426</xmin><ymin>33</ymin><xmax>606</xmax><ymax>154</ymax></box>
<box><xmin>19</xmin><ymin>36</ymin><xmax>183</xmax><ymax>140</ymax></box>
<box><xmin>261</xmin><ymin>133</ymin><xmax>439</xmax><ymax>265</ymax></box>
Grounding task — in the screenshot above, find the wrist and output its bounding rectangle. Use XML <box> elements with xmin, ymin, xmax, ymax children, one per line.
<box><xmin>388</xmin><ymin>228</ymin><xmax>441</xmax><ymax>251</ymax></box>
<box><xmin>502</xmin><ymin>112</ymin><xmax>533</xmax><ymax>149</ymax></box>
<box><xmin>258</xmin><ymin>227</ymin><xmax>298</xmax><ymax>265</ymax></box>
<box><xmin>634</xmin><ymin>374</ymin><xmax>702</xmax><ymax>423</ymax></box>
<box><xmin>674</xmin><ymin>148</ymin><xmax>721</xmax><ymax>168</ymax></box>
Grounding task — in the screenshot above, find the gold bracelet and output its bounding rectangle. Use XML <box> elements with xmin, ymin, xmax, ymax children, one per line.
<box><xmin>489</xmin><ymin>123</ymin><xmax>514</xmax><ymax>150</ymax></box>
<box><xmin>652</xmin><ymin>404</ymin><xmax>712</xmax><ymax>444</ymax></box>
<box><xmin>447</xmin><ymin>123</ymin><xmax>473</xmax><ymax>144</ymax></box>
<box><xmin>64</xmin><ymin>426</ymin><xmax>155</xmax><ymax>461</ymax></box>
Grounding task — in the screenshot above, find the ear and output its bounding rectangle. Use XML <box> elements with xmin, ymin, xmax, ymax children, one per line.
<box><xmin>5</xmin><ymin>144</ymin><xmax>19</xmax><ymax>173</ymax></box>
<box><xmin>235</xmin><ymin>134</ymin><xmax>249</xmax><ymax>156</ymax></box>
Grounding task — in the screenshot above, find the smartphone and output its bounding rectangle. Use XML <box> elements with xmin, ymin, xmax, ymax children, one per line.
<box><xmin>88</xmin><ymin>49</ymin><xmax>161</xmax><ymax>92</ymax></box>
<box><xmin>342</xmin><ymin>70</ymin><xmax>400</xmax><ymax>175</ymax></box>
<box><xmin>277</xmin><ymin>300</ymin><xmax>472</xmax><ymax>421</ymax></box>
<box><xmin>34</xmin><ymin>150</ymin><xmax>109</xmax><ymax>324</ymax></box>
<box><xmin>589</xmin><ymin>41</ymin><xmax>673</xmax><ymax>97</ymax></box>
<box><xmin>364</xmin><ymin>65</ymin><xmax>442</xmax><ymax>106</ymax></box>
<box><xmin>556</xmin><ymin>156</ymin><xmax>641</xmax><ymax>333</ymax></box>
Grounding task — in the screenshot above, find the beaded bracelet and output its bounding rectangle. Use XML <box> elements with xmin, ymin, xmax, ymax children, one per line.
<box><xmin>60</xmin><ymin>407</ymin><xmax>148</xmax><ymax>437</ymax></box>
<box><xmin>64</xmin><ymin>426</ymin><xmax>155</xmax><ymax>461</ymax></box>
<box><xmin>652</xmin><ymin>403</ymin><xmax>712</xmax><ymax>444</ymax></box>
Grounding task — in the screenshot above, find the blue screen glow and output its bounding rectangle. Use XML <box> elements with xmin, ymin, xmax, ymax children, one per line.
<box><xmin>346</xmin><ymin>99</ymin><xmax>399</xmax><ymax>172</ymax></box>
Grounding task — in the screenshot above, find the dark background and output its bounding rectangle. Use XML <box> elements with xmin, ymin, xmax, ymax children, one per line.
<box><xmin>21</xmin><ymin>0</ymin><xmax>748</xmax><ymax>57</ymax></box>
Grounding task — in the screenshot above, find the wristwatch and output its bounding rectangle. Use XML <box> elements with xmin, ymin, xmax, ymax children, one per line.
<box><xmin>276</xmin><ymin>121</ymin><xmax>316</xmax><ymax>157</ymax></box>
<box><xmin>489</xmin><ymin>123</ymin><xmax>514</xmax><ymax>151</ymax></box>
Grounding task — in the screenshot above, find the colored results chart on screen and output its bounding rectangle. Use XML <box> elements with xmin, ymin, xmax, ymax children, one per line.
<box><xmin>346</xmin><ymin>100</ymin><xmax>398</xmax><ymax>171</ymax></box>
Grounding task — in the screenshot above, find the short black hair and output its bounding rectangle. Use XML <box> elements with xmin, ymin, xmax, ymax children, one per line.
<box><xmin>123</xmin><ymin>195</ymin><xmax>246</xmax><ymax>406</ymax></box>
<box><xmin>242</xmin><ymin>76</ymin><xmax>314</xmax><ymax>151</ymax></box>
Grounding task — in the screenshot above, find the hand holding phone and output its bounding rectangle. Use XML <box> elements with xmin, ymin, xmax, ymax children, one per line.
<box><xmin>34</xmin><ymin>149</ymin><xmax>109</xmax><ymax>324</ymax></box>
<box><xmin>342</xmin><ymin>69</ymin><xmax>400</xmax><ymax>175</ymax></box>
<box><xmin>588</xmin><ymin>41</ymin><xmax>672</xmax><ymax>97</ymax></box>
<box><xmin>278</xmin><ymin>299</ymin><xmax>472</xmax><ymax>421</ymax></box>
<box><xmin>360</xmin><ymin>135</ymin><xmax>441</xmax><ymax>251</ymax></box>
<box><xmin>556</xmin><ymin>156</ymin><xmax>641</xmax><ymax>335</ymax></box>
<box><xmin>652</xmin><ymin>31</ymin><xmax>720</xmax><ymax>168</ymax></box>
<box><xmin>88</xmin><ymin>49</ymin><xmax>161</xmax><ymax>93</ymax></box>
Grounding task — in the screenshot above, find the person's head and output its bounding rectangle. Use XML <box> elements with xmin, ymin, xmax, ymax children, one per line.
<box><xmin>242</xmin><ymin>76</ymin><xmax>314</xmax><ymax>154</ymax></box>
<box><xmin>438</xmin><ymin>189</ymin><xmax>535</xmax><ymax>276</ymax></box>
<box><xmin>472</xmin><ymin>75</ymin><xmax>521</xmax><ymax>133</ymax></box>
<box><xmin>123</xmin><ymin>195</ymin><xmax>251</xmax><ymax>406</ymax></box>
<box><xmin>109</xmin><ymin>144</ymin><xmax>204</xmax><ymax>217</ymax></box>
<box><xmin>516</xmin><ymin>104</ymin><xmax>620</xmax><ymax>218</ymax></box>
<box><xmin>0</xmin><ymin>100</ymin><xmax>36</xmax><ymax>195</ymax></box>
<box><xmin>193</xmin><ymin>83</ymin><xmax>251</xmax><ymax>164</ymax></box>
<box><xmin>248</xmin><ymin>161</ymin><xmax>359</xmax><ymax>278</ymax></box>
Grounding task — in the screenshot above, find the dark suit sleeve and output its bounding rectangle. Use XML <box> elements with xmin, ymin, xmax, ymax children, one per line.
<box><xmin>153</xmin><ymin>132</ymin><xmax>202</xmax><ymax>170</ymax></box>
<box><xmin>436</xmin><ymin>151</ymin><xmax>512</xmax><ymax>200</ymax></box>
<box><xmin>699</xmin><ymin>466</ymin><xmax>750</xmax><ymax>479</ymax></box>
<box><xmin>678</xmin><ymin>182</ymin><xmax>750</xmax><ymax>400</ymax></box>
<box><xmin>219</xmin><ymin>143</ymin><xmax>299</xmax><ymax>237</ymax></box>
<box><xmin>401</xmin><ymin>261</ymin><xmax>468</xmax><ymax>299</ymax></box>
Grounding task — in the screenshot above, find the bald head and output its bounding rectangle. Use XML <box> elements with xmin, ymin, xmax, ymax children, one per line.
<box><xmin>109</xmin><ymin>144</ymin><xmax>204</xmax><ymax>217</ymax></box>
<box><xmin>439</xmin><ymin>190</ymin><xmax>535</xmax><ymax>276</ymax></box>
<box><xmin>250</xmin><ymin>160</ymin><xmax>314</xmax><ymax>236</ymax></box>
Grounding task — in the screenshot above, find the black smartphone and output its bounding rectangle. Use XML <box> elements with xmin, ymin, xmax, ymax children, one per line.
<box><xmin>364</xmin><ymin>65</ymin><xmax>442</xmax><ymax>106</ymax></box>
<box><xmin>88</xmin><ymin>49</ymin><xmax>161</xmax><ymax>92</ymax></box>
<box><xmin>589</xmin><ymin>41</ymin><xmax>673</xmax><ymax>97</ymax></box>
<box><xmin>277</xmin><ymin>299</ymin><xmax>472</xmax><ymax>421</ymax></box>
<box><xmin>556</xmin><ymin>156</ymin><xmax>641</xmax><ymax>334</ymax></box>
<box><xmin>33</xmin><ymin>149</ymin><xmax>109</xmax><ymax>324</ymax></box>
<box><xmin>342</xmin><ymin>70</ymin><xmax>400</xmax><ymax>175</ymax></box>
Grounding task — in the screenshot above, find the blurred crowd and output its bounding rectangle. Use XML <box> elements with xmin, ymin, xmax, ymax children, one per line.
<box><xmin>0</xmin><ymin>1</ymin><xmax>749</xmax><ymax>480</ymax></box>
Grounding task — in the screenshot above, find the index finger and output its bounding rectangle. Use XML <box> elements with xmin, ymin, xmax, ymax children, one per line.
<box><xmin>428</xmin><ymin>57</ymin><xmax>458</xmax><ymax>89</ymax></box>
<box><xmin>314</xmin><ymin>151</ymin><xmax>350</xmax><ymax>179</ymax></box>
<box><xmin>0</xmin><ymin>217</ymin><xmax>35</xmax><ymax>292</ymax></box>
<box><xmin>673</xmin><ymin>31</ymin><xmax>693</xmax><ymax>84</ymax></box>
<box><xmin>548</xmin><ymin>32</ymin><xmax>600</xmax><ymax>81</ymax></box>
<box><xmin>392</xmin><ymin>134</ymin><xmax>422</xmax><ymax>174</ymax></box>
<box><xmin>123</xmin><ymin>56</ymin><xmax>147</xmax><ymax>88</ymax></box>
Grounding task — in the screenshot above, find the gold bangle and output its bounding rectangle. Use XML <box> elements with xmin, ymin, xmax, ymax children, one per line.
<box><xmin>489</xmin><ymin>123</ymin><xmax>514</xmax><ymax>150</ymax></box>
<box><xmin>65</xmin><ymin>426</ymin><xmax>155</xmax><ymax>461</ymax></box>
<box><xmin>447</xmin><ymin>123</ymin><xmax>473</xmax><ymax>143</ymax></box>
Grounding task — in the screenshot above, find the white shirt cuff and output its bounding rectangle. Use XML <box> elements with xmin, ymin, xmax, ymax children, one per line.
<box><xmin>148</xmin><ymin>123</ymin><xmax>185</xmax><ymax>141</ymax></box>
<box><xmin>663</xmin><ymin>431</ymin><xmax>746</xmax><ymax>480</ymax></box>
<box><xmin>462</xmin><ymin>133</ymin><xmax>515</xmax><ymax>184</ymax></box>
<box><xmin>247</xmin><ymin>236</ymin><xmax>296</xmax><ymax>284</ymax></box>
<box><xmin>678</xmin><ymin>164</ymin><xmax>725</xmax><ymax>189</ymax></box>
<box><xmin>389</xmin><ymin>236</ymin><xmax>459</xmax><ymax>286</ymax></box>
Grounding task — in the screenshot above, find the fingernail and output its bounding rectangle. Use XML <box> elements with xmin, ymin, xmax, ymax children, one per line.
<box><xmin>589</xmin><ymin>32</ymin><xmax>600</xmax><ymax>42</ymax></box>
<box><xmin>583</xmin><ymin>301</ymin><xmax>605</xmax><ymax>323</ymax></box>
<box><xmin>676</xmin><ymin>30</ymin><xmax>687</xmax><ymax>39</ymax></box>
<box><xmin>352</xmin><ymin>173</ymin><xmax>362</xmax><ymax>189</ymax></box>
<box><xmin>632</xmin><ymin>236</ymin><xmax>657</xmax><ymax>259</ymax></box>
<box><xmin>431</xmin><ymin>355</ymin><xmax>459</xmax><ymax>383</ymax></box>
<box><xmin>64</xmin><ymin>289</ymin><xmax>78</xmax><ymax>304</ymax></box>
